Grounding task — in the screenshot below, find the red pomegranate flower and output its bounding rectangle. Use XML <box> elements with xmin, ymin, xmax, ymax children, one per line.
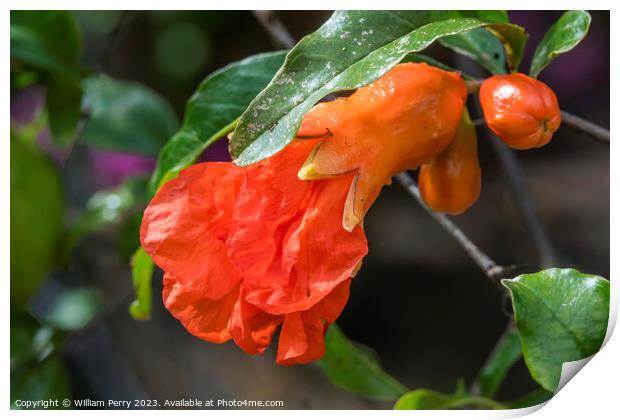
<box><xmin>141</xmin><ymin>63</ymin><xmax>467</xmax><ymax>365</ymax></box>
<box><xmin>140</xmin><ymin>140</ymin><xmax>368</xmax><ymax>365</ymax></box>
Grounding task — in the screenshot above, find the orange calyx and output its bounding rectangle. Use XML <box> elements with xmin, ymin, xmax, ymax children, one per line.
<box><xmin>296</xmin><ymin>62</ymin><xmax>468</xmax><ymax>231</ymax></box>
<box><xmin>418</xmin><ymin>109</ymin><xmax>481</xmax><ymax>215</ymax></box>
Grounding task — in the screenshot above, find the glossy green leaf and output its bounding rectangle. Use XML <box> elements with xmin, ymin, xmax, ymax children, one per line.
<box><xmin>149</xmin><ymin>50</ymin><xmax>287</xmax><ymax>193</ymax></box>
<box><xmin>10</xmin><ymin>11</ymin><xmax>81</xmax><ymax>76</ymax></box>
<box><xmin>401</xmin><ymin>53</ymin><xmax>464</xmax><ymax>75</ymax></box>
<box><xmin>440</xmin><ymin>28</ymin><xmax>507</xmax><ymax>74</ymax></box>
<box><xmin>10</xmin><ymin>138</ymin><xmax>63</xmax><ymax>306</ymax></box>
<box><xmin>318</xmin><ymin>324</ymin><xmax>407</xmax><ymax>400</ymax></box>
<box><xmin>529</xmin><ymin>11</ymin><xmax>591</xmax><ymax>78</ymax></box>
<box><xmin>81</xmin><ymin>75</ymin><xmax>179</xmax><ymax>155</ymax></box>
<box><xmin>42</xmin><ymin>288</ymin><xmax>102</xmax><ymax>331</ymax></box>
<box><xmin>476</xmin><ymin>325</ymin><xmax>522</xmax><ymax>398</ymax></box>
<box><xmin>129</xmin><ymin>247</ymin><xmax>154</xmax><ymax>320</ymax></box>
<box><xmin>230</xmin><ymin>11</ymin><xmax>526</xmax><ymax>165</ymax></box>
<box><xmin>395</xmin><ymin>389</ymin><xmax>506</xmax><ymax>410</ymax></box>
<box><xmin>502</xmin><ymin>268</ymin><xmax>609</xmax><ymax>391</ymax></box>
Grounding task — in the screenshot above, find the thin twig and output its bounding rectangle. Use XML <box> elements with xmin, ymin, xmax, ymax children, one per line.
<box><xmin>487</xmin><ymin>133</ymin><xmax>557</xmax><ymax>268</ymax></box>
<box><xmin>464</xmin><ymin>67</ymin><xmax>559</xmax><ymax>270</ymax></box>
<box><xmin>561</xmin><ymin>110</ymin><xmax>610</xmax><ymax>145</ymax></box>
<box><xmin>396</xmin><ymin>172</ymin><xmax>518</xmax><ymax>281</ymax></box>
<box><xmin>465</xmin><ymin>79</ymin><xmax>483</xmax><ymax>94</ymax></box>
<box><xmin>252</xmin><ymin>11</ymin><xmax>295</xmax><ymax>49</ymax></box>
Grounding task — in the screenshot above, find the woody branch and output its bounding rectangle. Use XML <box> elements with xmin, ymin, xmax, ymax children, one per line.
<box><xmin>395</xmin><ymin>173</ymin><xmax>519</xmax><ymax>281</ymax></box>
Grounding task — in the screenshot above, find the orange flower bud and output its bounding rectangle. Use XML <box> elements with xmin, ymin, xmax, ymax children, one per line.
<box><xmin>297</xmin><ymin>63</ymin><xmax>467</xmax><ymax>231</ymax></box>
<box><xmin>479</xmin><ymin>73</ymin><xmax>561</xmax><ymax>149</ymax></box>
<box><xmin>419</xmin><ymin>110</ymin><xmax>481</xmax><ymax>215</ymax></box>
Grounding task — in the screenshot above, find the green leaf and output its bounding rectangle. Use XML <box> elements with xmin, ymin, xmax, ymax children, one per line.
<box><xmin>504</xmin><ymin>388</ymin><xmax>553</xmax><ymax>409</ymax></box>
<box><xmin>395</xmin><ymin>389</ymin><xmax>455</xmax><ymax>410</ymax></box>
<box><xmin>230</xmin><ymin>11</ymin><xmax>526</xmax><ymax>166</ymax></box>
<box><xmin>81</xmin><ymin>75</ymin><xmax>179</xmax><ymax>155</ymax></box>
<box><xmin>11</xmin><ymin>11</ymin><xmax>81</xmax><ymax>76</ymax></box>
<box><xmin>401</xmin><ymin>53</ymin><xmax>464</xmax><ymax>75</ymax></box>
<box><xmin>395</xmin><ymin>389</ymin><xmax>506</xmax><ymax>410</ymax></box>
<box><xmin>440</xmin><ymin>28</ymin><xmax>507</xmax><ymax>74</ymax></box>
<box><xmin>318</xmin><ymin>324</ymin><xmax>407</xmax><ymax>400</ymax></box>
<box><xmin>66</xmin><ymin>177</ymin><xmax>148</xmax><ymax>254</ymax></box>
<box><xmin>11</xmin><ymin>11</ymin><xmax>83</xmax><ymax>146</ymax></box>
<box><xmin>476</xmin><ymin>11</ymin><xmax>509</xmax><ymax>22</ymax></box>
<box><xmin>78</xmin><ymin>177</ymin><xmax>148</xmax><ymax>230</ymax></box>
<box><xmin>46</xmin><ymin>74</ymin><xmax>83</xmax><ymax>146</ymax></box>
<box><xmin>149</xmin><ymin>50</ymin><xmax>287</xmax><ymax>193</ymax></box>
<box><xmin>10</xmin><ymin>315</ymin><xmax>40</xmax><ymax>371</ymax></box>
<box><xmin>11</xmin><ymin>314</ymin><xmax>57</xmax><ymax>373</ymax></box>
<box><xmin>42</xmin><ymin>288</ymin><xmax>102</xmax><ymax>331</ymax></box>
<box><xmin>476</xmin><ymin>325</ymin><xmax>523</xmax><ymax>398</ymax></box>
<box><xmin>11</xmin><ymin>355</ymin><xmax>71</xmax><ymax>409</ymax></box>
<box><xmin>502</xmin><ymin>268</ymin><xmax>609</xmax><ymax>392</ymax></box>
<box><xmin>129</xmin><ymin>247</ymin><xmax>154</xmax><ymax>320</ymax></box>
<box><xmin>529</xmin><ymin>11</ymin><xmax>591</xmax><ymax>78</ymax></box>
<box><xmin>11</xmin><ymin>138</ymin><xmax>63</xmax><ymax>306</ymax></box>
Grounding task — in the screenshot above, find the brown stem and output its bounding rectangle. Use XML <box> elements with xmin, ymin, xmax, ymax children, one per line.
<box><xmin>561</xmin><ymin>110</ymin><xmax>610</xmax><ymax>145</ymax></box>
<box><xmin>252</xmin><ymin>11</ymin><xmax>295</xmax><ymax>49</ymax></box>
<box><xmin>396</xmin><ymin>172</ymin><xmax>518</xmax><ymax>282</ymax></box>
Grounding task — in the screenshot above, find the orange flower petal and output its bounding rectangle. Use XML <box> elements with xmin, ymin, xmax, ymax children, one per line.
<box><xmin>225</xmin><ymin>141</ymin><xmax>316</xmax><ymax>286</ymax></box>
<box><xmin>228</xmin><ymin>294</ymin><xmax>283</xmax><ymax>355</ymax></box>
<box><xmin>243</xmin><ymin>174</ymin><xmax>366</xmax><ymax>314</ymax></box>
<box><xmin>276</xmin><ymin>280</ymin><xmax>351</xmax><ymax>365</ymax></box>
<box><xmin>162</xmin><ymin>273</ymin><xmax>239</xmax><ymax>343</ymax></box>
<box><xmin>141</xmin><ymin>163</ymin><xmax>244</xmax><ymax>300</ymax></box>
<box><xmin>141</xmin><ymin>140</ymin><xmax>367</xmax><ymax>365</ymax></box>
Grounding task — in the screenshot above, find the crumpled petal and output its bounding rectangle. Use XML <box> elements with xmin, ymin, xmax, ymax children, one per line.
<box><xmin>162</xmin><ymin>273</ymin><xmax>239</xmax><ymax>343</ymax></box>
<box><xmin>276</xmin><ymin>279</ymin><xmax>351</xmax><ymax>365</ymax></box>
<box><xmin>243</xmin><ymin>174</ymin><xmax>366</xmax><ymax>314</ymax></box>
<box><xmin>141</xmin><ymin>140</ymin><xmax>367</xmax><ymax>365</ymax></box>
<box><xmin>141</xmin><ymin>163</ymin><xmax>244</xmax><ymax>301</ymax></box>
<box><xmin>228</xmin><ymin>292</ymin><xmax>283</xmax><ymax>355</ymax></box>
<box><xmin>225</xmin><ymin>141</ymin><xmax>315</xmax><ymax>286</ymax></box>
